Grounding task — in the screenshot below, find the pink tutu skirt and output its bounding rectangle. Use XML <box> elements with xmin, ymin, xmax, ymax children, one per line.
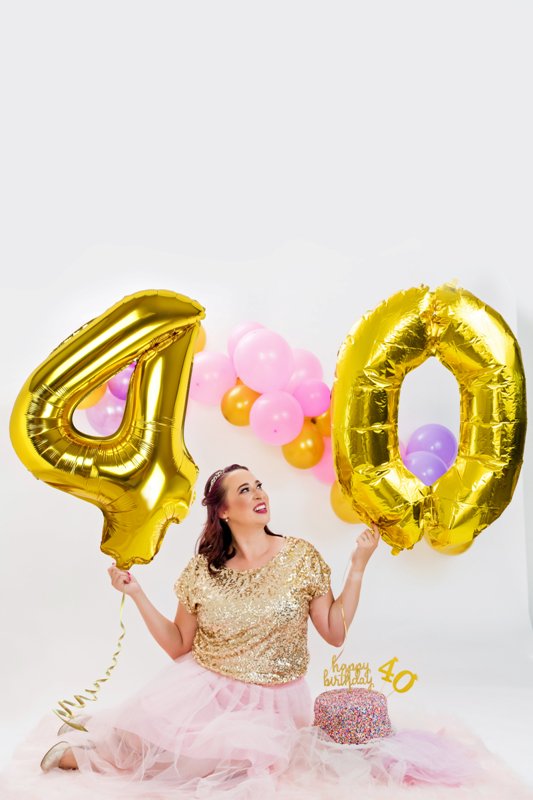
<box><xmin>1</xmin><ymin>652</ymin><xmax>532</xmax><ymax>800</ymax></box>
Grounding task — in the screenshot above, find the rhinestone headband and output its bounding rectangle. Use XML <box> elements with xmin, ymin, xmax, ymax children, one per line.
<box><xmin>207</xmin><ymin>470</ymin><xmax>224</xmax><ymax>494</ymax></box>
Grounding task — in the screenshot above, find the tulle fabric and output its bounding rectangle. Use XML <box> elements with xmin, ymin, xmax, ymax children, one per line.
<box><xmin>1</xmin><ymin>651</ymin><xmax>533</xmax><ymax>800</ymax></box>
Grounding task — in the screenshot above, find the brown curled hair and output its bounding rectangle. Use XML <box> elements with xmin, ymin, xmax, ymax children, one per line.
<box><xmin>197</xmin><ymin>464</ymin><xmax>281</xmax><ymax>574</ymax></box>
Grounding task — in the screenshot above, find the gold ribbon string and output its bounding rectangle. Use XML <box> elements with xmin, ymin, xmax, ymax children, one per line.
<box><xmin>53</xmin><ymin>593</ymin><xmax>126</xmax><ymax>732</ymax></box>
<box><xmin>336</xmin><ymin>598</ymin><xmax>349</xmax><ymax>662</ymax></box>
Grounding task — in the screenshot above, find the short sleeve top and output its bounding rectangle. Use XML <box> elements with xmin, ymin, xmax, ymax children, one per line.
<box><xmin>173</xmin><ymin>536</ymin><xmax>331</xmax><ymax>684</ymax></box>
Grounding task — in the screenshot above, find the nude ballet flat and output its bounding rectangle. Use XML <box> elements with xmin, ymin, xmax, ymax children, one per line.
<box><xmin>40</xmin><ymin>741</ymin><xmax>70</xmax><ymax>772</ymax></box>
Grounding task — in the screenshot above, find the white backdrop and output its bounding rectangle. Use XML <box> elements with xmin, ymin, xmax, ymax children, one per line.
<box><xmin>1</xmin><ymin>0</ymin><xmax>533</xmax><ymax>786</ymax></box>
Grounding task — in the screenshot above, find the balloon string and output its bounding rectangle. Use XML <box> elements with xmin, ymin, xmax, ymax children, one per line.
<box><xmin>53</xmin><ymin>593</ymin><xmax>126</xmax><ymax>732</ymax></box>
<box><xmin>336</xmin><ymin>560</ymin><xmax>350</xmax><ymax>662</ymax></box>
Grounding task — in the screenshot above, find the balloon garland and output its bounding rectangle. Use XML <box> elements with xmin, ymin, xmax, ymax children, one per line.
<box><xmin>73</xmin><ymin>316</ymin><xmax>462</xmax><ymax>529</ymax></box>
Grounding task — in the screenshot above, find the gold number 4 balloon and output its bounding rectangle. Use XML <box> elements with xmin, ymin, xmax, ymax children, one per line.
<box><xmin>10</xmin><ymin>290</ymin><xmax>205</xmax><ymax>569</ymax></box>
<box><xmin>332</xmin><ymin>284</ymin><xmax>527</xmax><ymax>555</ymax></box>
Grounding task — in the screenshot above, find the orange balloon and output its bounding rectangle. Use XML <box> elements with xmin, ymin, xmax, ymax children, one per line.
<box><xmin>282</xmin><ymin>419</ymin><xmax>324</xmax><ymax>469</ymax></box>
<box><xmin>221</xmin><ymin>381</ymin><xmax>260</xmax><ymax>426</ymax></box>
<box><xmin>313</xmin><ymin>408</ymin><xmax>331</xmax><ymax>437</ymax></box>
<box><xmin>76</xmin><ymin>383</ymin><xmax>107</xmax><ymax>410</ymax></box>
<box><xmin>194</xmin><ymin>324</ymin><xmax>206</xmax><ymax>353</ymax></box>
<box><xmin>330</xmin><ymin>480</ymin><xmax>361</xmax><ymax>524</ymax></box>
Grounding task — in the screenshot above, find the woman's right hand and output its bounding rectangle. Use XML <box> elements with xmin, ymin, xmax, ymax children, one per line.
<box><xmin>107</xmin><ymin>563</ymin><xmax>142</xmax><ymax>597</ymax></box>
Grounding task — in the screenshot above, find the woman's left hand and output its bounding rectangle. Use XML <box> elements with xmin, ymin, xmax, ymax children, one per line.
<box><xmin>350</xmin><ymin>523</ymin><xmax>380</xmax><ymax>572</ymax></box>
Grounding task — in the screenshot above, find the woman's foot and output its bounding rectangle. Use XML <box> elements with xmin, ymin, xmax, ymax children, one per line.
<box><xmin>40</xmin><ymin>742</ymin><xmax>78</xmax><ymax>771</ymax></box>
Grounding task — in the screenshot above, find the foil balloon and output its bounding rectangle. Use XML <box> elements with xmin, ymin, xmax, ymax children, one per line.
<box><xmin>10</xmin><ymin>289</ymin><xmax>205</xmax><ymax>568</ymax></box>
<box><xmin>331</xmin><ymin>284</ymin><xmax>526</xmax><ymax>555</ymax></box>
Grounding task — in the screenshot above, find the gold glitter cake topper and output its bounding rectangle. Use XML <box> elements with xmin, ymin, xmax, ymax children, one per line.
<box><xmin>323</xmin><ymin>654</ymin><xmax>375</xmax><ymax>690</ymax></box>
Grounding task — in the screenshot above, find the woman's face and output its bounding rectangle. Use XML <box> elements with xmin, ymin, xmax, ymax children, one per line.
<box><xmin>219</xmin><ymin>469</ymin><xmax>271</xmax><ymax>528</ymax></box>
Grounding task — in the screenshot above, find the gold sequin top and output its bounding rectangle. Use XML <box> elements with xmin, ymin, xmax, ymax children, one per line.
<box><xmin>173</xmin><ymin>536</ymin><xmax>331</xmax><ymax>685</ymax></box>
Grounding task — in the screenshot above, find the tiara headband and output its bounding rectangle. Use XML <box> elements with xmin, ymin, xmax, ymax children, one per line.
<box><xmin>207</xmin><ymin>470</ymin><xmax>224</xmax><ymax>494</ymax></box>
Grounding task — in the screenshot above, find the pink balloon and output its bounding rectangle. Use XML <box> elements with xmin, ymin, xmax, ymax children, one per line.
<box><xmin>108</xmin><ymin>364</ymin><xmax>135</xmax><ymax>400</ymax></box>
<box><xmin>293</xmin><ymin>379</ymin><xmax>330</xmax><ymax>417</ymax></box>
<box><xmin>86</xmin><ymin>390</ymin><xmax>126</xmax><ymax>436</ymax></box>
<box><xmin>190</xmin><ymin>352</ymin><xmax>236</xmax><ymax>405</ymax></box>
<box><xmin>311</xmin><ymin>438</ymin><xmax>336</xmax><ymax>484</ymax></box>
<box><xmin>233</xmin><ymin>329</ymin><xmax>295</xmax><ymax>393</ymax></box>
<box><xmin>286</xmin><ymin>349</ymin><xmax>323</xmax><ymax>393</ymax></box>
<box><xmin>399</xmin><ymin>440</ymin><xmax>407</xmax><ymax>461</ymax></box>
<box><xmin>227</xmin><ymin>321</ymin><xmax>264</xmax><ymax>360</ymax></box>
<box><xmin>250</xmin><ymin>391</ymin><xmax>304</xmax><ymax>445</ymax></box>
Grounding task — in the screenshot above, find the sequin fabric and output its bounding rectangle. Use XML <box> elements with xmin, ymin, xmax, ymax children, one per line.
<box><xmin>174</xmin><ymin>536</ymin><xmax>331</xmax><ymax>684</ymax></box>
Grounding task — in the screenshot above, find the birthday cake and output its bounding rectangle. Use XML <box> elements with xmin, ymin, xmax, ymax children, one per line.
<box><xmin>313</xmin><ymin>688</ymin><xmax>394</xmax><ymax>744</ymax></box>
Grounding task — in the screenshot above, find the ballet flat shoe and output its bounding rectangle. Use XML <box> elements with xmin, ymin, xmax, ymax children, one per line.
<box><xmin>40</xmin><ymin>741</ymin><xmax>70</xmax><ymax>772</ymax></box>
<box><xmin>57</xmin><ymin>715</ymin><xmax>89</xmax><ymax>736</ymax></box>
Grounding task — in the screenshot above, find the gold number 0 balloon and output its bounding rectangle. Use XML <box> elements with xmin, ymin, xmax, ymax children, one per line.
<box><xmin>10</xmin><ymin>290</ymin><xmax>205</xmax><ymax>568</ymax></box>
<box><xmin>332</xmin><ymin>284</ymin><xmax>527</xmax><ymax>555</ymax></box>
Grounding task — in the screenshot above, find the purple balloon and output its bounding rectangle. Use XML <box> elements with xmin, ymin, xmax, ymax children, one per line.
<box><xmin>250</xmin><ymin>391</ymin><xmax>304</xmax><ymax>445</ymax></box>
<box><xmin>86</xmin><ymin>391</ymin><xmax>126</xmax><ymax>436</ymax></box>
<box><xmin>189</xmin><ymin>352</ymin><xmax>236</xmax><ymax>405</ymax></box>
<box><xmin>311</xmin><ymin>438</ymin><xmax>336</xmax><ymax>484</ymax></box>
<box><xmin>286</xmin><ymin>349</ymin><xmax>323</xmax><ymax>393</ymax></box>
<box><xmin>233</xmin><ymin>329</ymin><xmax>295</xmax><ymax>393</ymax></box>
<box><xmin>404</xmin><ymin>451</ymin><xmax>449</xmax><ymax>485</ymax></box>
<box><xmin>227</xmin><ymin>321</ymin><xmax>264</xmax><ymax>360</ymax></box>
<box><xmin>108</xmin><ymin>364</ymin><xmax>135</xmax><ymax>401</ymax></box>
<box><xmin>406</xmin><ymin>424</ymin><xmax>457</xmax><ymax>467</ymax></box>
<box><xmin>293</xmin><ymin>379</ymin><xmax>331</xmax><ymax>417</ymax></box>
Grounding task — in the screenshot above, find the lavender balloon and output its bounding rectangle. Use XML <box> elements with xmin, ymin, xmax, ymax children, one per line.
<box><xmin>406</xmin><ymin>424</ymin><xmax>458</xmax><ymax>467</ymax></box>
<box><xmin>404</xmin><ymin>451</ymin><xmax>449</xmax><ymax>486</ymax></box>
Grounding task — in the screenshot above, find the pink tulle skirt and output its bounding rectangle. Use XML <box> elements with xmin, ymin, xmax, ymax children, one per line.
<box><xmin>1</xmin><ymin>651</ymin><xmax>532</xmax><ymax>800</ymax></box>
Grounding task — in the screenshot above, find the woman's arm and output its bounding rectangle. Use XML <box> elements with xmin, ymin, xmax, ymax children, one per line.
<box><xmin>309</xmin><ymin>525</ymin><xmax>379</xmax><ymax>647</ymax></box>
<box><xmin>108</xmin><ymin>565</ymin><xmax>198</xmax><ymax>659</ymax></box>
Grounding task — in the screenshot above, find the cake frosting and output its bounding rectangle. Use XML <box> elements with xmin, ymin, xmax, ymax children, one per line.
<box><xmin>313</xmin><ymin>688</ymin><xmax>394</xmax><ymax>744</ymax></box>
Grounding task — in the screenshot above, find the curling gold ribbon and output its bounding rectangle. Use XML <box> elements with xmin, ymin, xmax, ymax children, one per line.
<box><xmin>53</xmin><ymin>593</ymin><xmax>126</xmax><ymax>732</ymax></box>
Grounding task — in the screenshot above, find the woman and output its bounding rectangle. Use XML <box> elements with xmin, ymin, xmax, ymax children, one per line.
<box><xmin>6</xmin><ymin>464</ymin><xmax>533</xmax><ymax>799</ymax></box>
<box><xmin>38</xmin><ymin>463</ymin><xmax>378</xmax><ymax>789</ymax></box>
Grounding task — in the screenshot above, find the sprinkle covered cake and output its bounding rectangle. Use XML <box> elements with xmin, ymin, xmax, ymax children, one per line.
<box><xmin>313</xmin><ymin>688</ymin><xmax>394</xmax><ymax>744</ymax></box>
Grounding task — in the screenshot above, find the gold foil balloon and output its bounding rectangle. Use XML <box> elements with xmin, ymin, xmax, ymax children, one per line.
<box><xmin>330</xmin><ymin>480</ymin><xmax>361</xmax><ymax>524</ymax></box>
<box><xmin>332</xmin><ymin>284</ymin><xmax>526</xmax><ymax>555</ymax></box>
<box><xmin>220</xmin><ymin>380</ymin><xmax>260</xmax><ymax>426</ymax></box>
<box><xmin>282</xmin><ymin>419</ymin><xmax>325</xmax><ymax>469</ymax></box>
<box><xmin>10</xmin><ymin>290</ymin><xmax>205</xmax><ymax>569</ymax></box>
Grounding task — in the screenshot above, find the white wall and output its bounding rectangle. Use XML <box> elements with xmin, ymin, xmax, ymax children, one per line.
<box><xmin>1</xmin><ymin>0</ymin><xmax>532</xmax><ymax>774</ymax></box>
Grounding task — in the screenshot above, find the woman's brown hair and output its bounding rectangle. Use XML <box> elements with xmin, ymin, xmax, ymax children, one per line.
<box><xmin>197</xmin><ymin>464</ymin><xmax>281</xmax><ymax>574</ymax></box>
